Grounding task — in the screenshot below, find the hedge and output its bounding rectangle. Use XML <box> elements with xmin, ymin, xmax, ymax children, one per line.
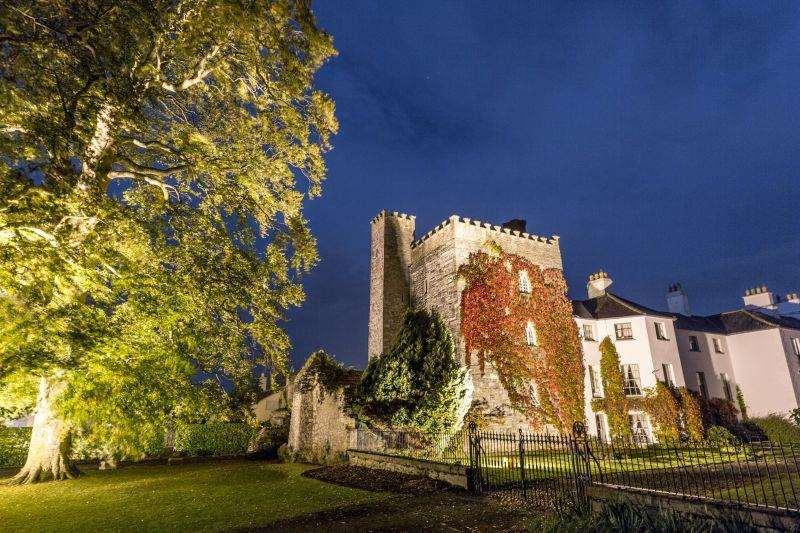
<box><xmin>746</xmin><ymin>415</ymin><xmax>800</xmax><ymax>445</ymax></box>
<box><xmin>172</xmin><ymin>422</ymin><xmax>256</xmax><ymax>456</ymax></box>
<box><xmin>0</xmin><ymin>427</ymin><xmax>31</xmax><ymax>468</ymax></box>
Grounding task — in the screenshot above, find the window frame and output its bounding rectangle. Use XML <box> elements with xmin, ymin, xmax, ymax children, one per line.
<box><xmin>518</xmin><ymin>270</ymin><xmax>532</xmax><ymax>294</ymax></box>
<box><xmin>792</xmin><ymin>338</ymin><xmax>800</xmax><ymax>357</ymax></box>
<box><xmin>661</xmin><ymin>363</ymin><xmax>676</xmax><ymax>387</ymax></box>
<box><xmin>588</xmin><ymin>365</ymin><xmax>603</xmax><ymax>398</ymax></box>
<box><xmin>595</xmin><ymin>413</ymin><xmax>609</xmax><ymax>443</ymax></box>
<box><xmin>696</xmin><ymin>371</ymin><xmax>708</xmax><ymax>398</ymax></box>
<box><xmin>654</xmin><ymin>321</ymin><xmax>669</xmax><ymax>341</ymax></box>
<box><xmin>615</xmin><ymin>322</ymin><xmax>634</xmax><ymax>341</ymax></box>
<box><xmin>712</xmin><ymin>337</ymin><xmax>724</xmax><ymax>354</ymax></box>
<box><xmin>721</xmin><ymin>373</ymin><xmax>733</xmax><ymax>402</ymax></box>
<box><xmin>582</xmin><ymin>323</ymin><xmax>595</xmax><ymax>342</ymax></box>
<box><xmin>525</xmin><ymin>321</ymin><xmax>538</xmax><ymax>347</ymax></box>
<box><xmin>621</xmin><ymin>363</ymin><xmax>643</xmax><ymax>396</ymax></box>
<box><xmin>628</xmin><ymin>412</ymin><xmax>652</xmax><ymax>444</ymax></box>
<box><xmin>688</xmin><ymin>335</ymin><xmax>701</xmax><ymax>352</ymax></box>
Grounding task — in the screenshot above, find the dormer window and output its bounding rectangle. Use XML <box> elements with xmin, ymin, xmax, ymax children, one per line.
<box><xmin>525</xmin><ymin>322</ymin><xmax>538</xmax><ymax>347</ymax></box>
<box><xmin>518</xmin><ymin>270</ymin><xmax>532</xmax><ymax>294</ymax></box>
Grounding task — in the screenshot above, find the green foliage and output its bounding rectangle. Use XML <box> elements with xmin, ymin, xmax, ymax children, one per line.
<box><xmin>172</xmin><ymin>422</ymin><xmax>256</xmax><ymax>457</ymax></box>
<box><xmin>0</xmin><ymin>427</ymin><xmax>31</xmax><ymax>468</ymax></box>
<box><xmin>737</xmin><ymin>386</ymin><xmax>749</xmax><ymax>420</ymax></box>
<box><xmin>747</xmin><ymin>414</ymin><xmax>800</xmax><ymax>444</ymax></box>
<box><xmin>295</xmin><ymin>350</ymin><xmax>349</xmax><ymax>396</ymax></box>
<box><xmin>0</xmin><ymin>0</ymin><xmax>337</xmax><ymax>461</ymax></box>
<box><xmin>677</xmin><ymin>387</ymin><xmax>704</xmax><ymax>441</ymax></box>
<box><xmin>705</xmin><ymin>425</ymin><xmax>736</xmax><ymax>446</ymax></box>
<box><xmin>592</xmin><ymin>337</ymin><xmax>631</xmax><ymax>438</ymax></box>
<box><xmin>639</xmin><ymin>382</ymin><xmax>681</xmax><ymax>441</ymax></box>
<box><xmin>351</xmin><ymin>309</ymin><xmax>468</xmax><ymax>438</ymax></box>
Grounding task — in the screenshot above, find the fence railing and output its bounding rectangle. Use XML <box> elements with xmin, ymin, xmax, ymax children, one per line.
<box><xmin>350</xmin><ymin>426</ymin><xmax>470</xmax><ymax>465</ymax></box>
<box><xmin>588</xmin><ymin>435</ymin><xmax>800</xmax><ymax>512</ymax></box>
<box><xmin>350</xmin><ymin>423</ymin><xmax>800</xmax><ymax>514</ymax></box>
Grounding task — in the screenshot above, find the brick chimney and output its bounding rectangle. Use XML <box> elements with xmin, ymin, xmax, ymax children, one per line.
<box><xmin>501</xmin><ymin>219</ymin><xmax>527</xmax><ymax>233</ymax></box>
<box><xmin>743</xmin><ymin>285</ymin><xmax>776</xmax><ymax>309</ymax></box>
<box><xmin>785</xmin><ymin>292</ymin><xmax>800</xmax><ymax>305</ymax></box>
<box><xmin>587</xmin><ymin>270</ymin><xmax>612</xmax><ymax>298</ymax></box>
<box><xmin>666</xmin><ymin>283</ymin><xmax>690</xmax><ymax>315</ymax></box>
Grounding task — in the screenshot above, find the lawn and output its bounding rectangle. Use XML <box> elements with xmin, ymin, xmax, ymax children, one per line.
<box><xmin>0</xmin><ymin>461</ymin><xmax>389</xmax><ymax>532</ymax></box>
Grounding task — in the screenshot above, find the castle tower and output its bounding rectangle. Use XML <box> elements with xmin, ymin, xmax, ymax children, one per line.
<box><xmin>368</xmin><ymin>211</ymin><xmax>416</xmax><ymax>359</ymax></box>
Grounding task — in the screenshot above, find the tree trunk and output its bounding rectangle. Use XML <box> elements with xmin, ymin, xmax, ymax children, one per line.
<box><xmin>7</xmin><ymin>376</ymin><xmax>79</xmax><ymax>484</ymax></box>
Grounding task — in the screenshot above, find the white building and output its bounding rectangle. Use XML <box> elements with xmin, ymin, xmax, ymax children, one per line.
<box><xmin>573</xmin><ymin>272</ymin><xmax>686</xmax><ymax>443</ymax></box>
<box><xmin>672</xmin><ymin>284</ymin><xmax>800</xmax><ymax>419</ymax></box>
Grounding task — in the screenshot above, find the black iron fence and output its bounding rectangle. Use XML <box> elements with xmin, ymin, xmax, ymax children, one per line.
<box><xmin>588</xmin><ymin>435</ymin><xmax>800</xmax><ymax>512</ymax></box>
<box><xmin>351</xmin><ymin>426</ymin><xmax>470</xmax><ymax>465</ymax></box>
<box><xmin>350</xmin><ymin>422</ymin><xmax>800</xmax><ymax>514</ymax></box>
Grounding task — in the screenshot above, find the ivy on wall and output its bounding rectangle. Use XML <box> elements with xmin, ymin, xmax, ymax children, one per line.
<box><xmin>294</xmin><ymin>350</ymin><xmax>349</xmax><ymax>398</ymax></box>
<box><xmin>592</xmin><ymin>335</ymin><xmax>708</xmax><ymax>441</ymax></box>
<box><xmin>458</xmin><ymin>243</ymin><xmax>584</xmax><ymax>431</ymax></box>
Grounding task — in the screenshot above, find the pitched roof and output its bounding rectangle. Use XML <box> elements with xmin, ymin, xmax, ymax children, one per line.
<box><xmin>571</xmin><ymin>292</ymin><xmax>675</xmax><ymax>320</ymax></box>
<box><xmin>674</xmin><ymin>309</ymin><xmax>800</xmax><ymax>335</ymax></box>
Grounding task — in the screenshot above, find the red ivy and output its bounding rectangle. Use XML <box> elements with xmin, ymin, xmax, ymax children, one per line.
<box><xmin>458</xmin><ymin>245</ymin><xmax>585</xmax><ymax>431</ymax></box>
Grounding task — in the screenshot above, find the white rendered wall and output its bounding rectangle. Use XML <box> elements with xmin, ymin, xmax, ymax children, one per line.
<box><xmin>675</xmin><ymin>329</ymin><xmax>736</xmax><ymax>401</ymax></box>
<box><xmin>727</xmin><ymin>329</ymin><xmax>799</xmax><ymax>417</ymax></box>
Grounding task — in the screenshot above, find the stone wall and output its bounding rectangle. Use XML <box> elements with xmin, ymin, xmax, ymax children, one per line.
<box><xmin>287</xmin><ymin>381</ymin><xmax>356</xmax><ymax>461</ymax></box>
<box><xmin>368</xmin><ymin>211</ymin><xmax>416</xmax><ymax>359</ymax></box>
<box><xmin>348</xmin><ymin>449</ymin><xmax>468</xmax><ymax>488</ymax></box>
<box><xmin>408</xmin><ymin>215</ymin><xmax>563</xmax><ymax>431</ymax></box>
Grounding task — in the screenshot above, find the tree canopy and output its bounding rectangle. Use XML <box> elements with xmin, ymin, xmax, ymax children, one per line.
<box><xmin>0</xmin><ymin>0</ymin><xmax>337</xmax><ymax>482</ymax></box>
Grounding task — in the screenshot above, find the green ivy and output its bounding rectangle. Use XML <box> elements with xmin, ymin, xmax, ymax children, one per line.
<box><xmin>592</xmin><ymin>337</ymin><xmax>632</xmax><ymax>438</ymax></box>
<box><xmin>0</xmin><ymin>427</ymin><xmax>31</xmax><ymax>468</ymax></box>
<box><xmin>736</xmin><ymin>385</ymin><xmax>748</xmax><ymax>420</ymax></box>
<box><xmin>172</xmin><ymin>422</ymin><xmax>256</xmax><ymax>456</ymax></box>
<box><xmin>294</xmin><ymin>350</ymin><xmax>349</xmax><ymax>396</ymax></box>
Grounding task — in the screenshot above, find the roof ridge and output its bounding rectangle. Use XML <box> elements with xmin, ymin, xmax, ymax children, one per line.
<box><xmin>741</xmin><ymin>309</ymin><xmax>780</xmax><ymax>328</ymax></box>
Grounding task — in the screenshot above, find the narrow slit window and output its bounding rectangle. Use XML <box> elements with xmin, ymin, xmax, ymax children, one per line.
<box><xmin>518</xmin><ymin>270</ymin><xmax>532</xmax><ymax>294</ymax></box>
<box><xmin>525</xmin><ymin>321</ymin><xmax>538</xmax><ymax>347</ymax></box>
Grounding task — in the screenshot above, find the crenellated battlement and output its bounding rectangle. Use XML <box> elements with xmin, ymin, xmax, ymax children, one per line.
<box><xmin>370</xmin><ymin>210</ymin><xmax>416</xmax><ymax>225</ymax></box>
<box><xmin>411</xmin><ymin>214</ymin><xmax>559</xmax><ymax>249</ymax></box>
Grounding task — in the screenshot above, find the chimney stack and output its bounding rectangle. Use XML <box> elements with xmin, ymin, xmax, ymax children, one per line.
<box><xmin>786</xmin><ymin>293</ymin><xmax>800</xmax><ymax>305</ymax></box>
<box><xmin>587</xmin><ymin>270</ymin><xmax>612</xmax><ymax>299</ymax></box>
<box><xmin>743</xmin><ymin>285</ymin><xmax>776</xmax><ymax>309</ymax></box>
<box><xmin>666</xmin><ymin>283</ymin><xmax>690</xmax><ymax>315</ymax></box>
<box><xmin>501</xmin><ymin>219</ymin><xmax>527</xmax><ymax>233</ymax></box>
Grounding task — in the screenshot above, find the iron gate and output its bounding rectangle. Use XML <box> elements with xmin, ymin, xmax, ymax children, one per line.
<box><xmin>467</xmin><ymin>421</ymin><xmax>591</xmax><ymax>511</ymax></box>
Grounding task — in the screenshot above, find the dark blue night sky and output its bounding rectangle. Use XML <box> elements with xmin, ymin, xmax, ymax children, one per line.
<box><xmin>285</xmin><ymin>1</ymin><xmax>800</xmax><ymax>369</ymax></box>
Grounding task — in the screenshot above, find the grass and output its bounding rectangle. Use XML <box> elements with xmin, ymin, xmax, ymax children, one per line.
<box><xmin>0</xmin><ymin>461</ymin><xmax>388</xmax><ymax>532</ymax></box>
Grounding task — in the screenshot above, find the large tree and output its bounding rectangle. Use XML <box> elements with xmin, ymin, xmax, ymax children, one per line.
<box><xmin>0</xmin><ymin>0</ymin><xmax>337</xmax><ymax>483</ymax></box>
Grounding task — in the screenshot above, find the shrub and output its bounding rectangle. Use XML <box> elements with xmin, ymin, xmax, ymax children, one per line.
<box><xmin>705</xmin><ymin>425</ymin><xmax>736</xmax><ymax>446</ymax></box>
<box><xmin>0</xmin><ymin>426</ymin><xmax>31</xmax><ymax>468</ymax></box>
<box><xmin>172</xmin><ymin>422</ymin><xmax>256</xmax><ymax>456</ymax></box>
<box><xmin>351</xmin><ymin>309</ymin><xmax>468</xmax><ymax>438</ymax></box>
<box><xmin>748</xmin><ymin>414</ymin><xmax>800</xmax><ymax>444</ymax></box>
<box><xmin>277</xmin><ymin>443</ymin><xmax>295</xmax><ymax>463</ymax></box>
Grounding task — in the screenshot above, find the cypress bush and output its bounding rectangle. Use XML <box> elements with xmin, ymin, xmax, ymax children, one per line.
<box><xmin>351</xmin><ymin>309</ymin><xmax>468</xmax><ymax>438</ymax></box>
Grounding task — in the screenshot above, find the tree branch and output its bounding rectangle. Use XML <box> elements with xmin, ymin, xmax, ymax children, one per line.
<box><xmin>161</xmin><ymin>45</ymin><xmax>221</xmax><ymax>93</ymax></box>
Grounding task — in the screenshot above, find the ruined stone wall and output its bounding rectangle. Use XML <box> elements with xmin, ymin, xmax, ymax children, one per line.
<box><xmin>368</xmin><ymin>211</ymin><xmax>416</xmax><ymax>359</ymax></box>
<box><xmin>287</xmin><ymin>382</ymin><xmax>356</xmax><ymax>461</ymax></box>
<box><xmin>409</xmin><ymin>216</ymin><xmax>563</xmax><ymax>431</ymax></box>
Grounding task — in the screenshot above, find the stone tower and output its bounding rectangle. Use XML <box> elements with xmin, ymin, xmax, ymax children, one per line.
<box><xmin>367</xmin><ymin>211</ymin><xmax>416</xmax><ymax>359</ymax></box>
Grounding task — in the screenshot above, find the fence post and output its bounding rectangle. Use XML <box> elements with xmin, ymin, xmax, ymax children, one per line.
<box><xmin>467</xmin><ymin>421</ymin><xmax>482</xmax><ymax>494</ymax></box>
<box><xmin>518</xmin><ymin>428</ymin><xmax>527</xmax><ymax>498</ymax></box>
<box><xmin>570</xmin><ymin>421</ymin><xmax>589</xmax><ymax>511</ymax></box>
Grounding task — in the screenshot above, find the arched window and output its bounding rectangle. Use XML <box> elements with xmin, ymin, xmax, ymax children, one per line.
<box><xmin>525</xmin><ymin>321</ymin><xmax>538</xmax><ymax>347</ymax></box>
<box><xmin>529</xmin><ymin>381</ymin><xmax>540</xmax><ymax>407</ymax></box>
<box><xmin>518</xmin><ymin>270</ymin><xmax>532</xmax><ymax>294</ymax></box>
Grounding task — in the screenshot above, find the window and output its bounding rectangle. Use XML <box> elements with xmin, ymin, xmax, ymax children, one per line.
<box><xmin>615</xmin><ymin>322</ymin><xmax>633</xmax><ymax>340</ymax></box>
<box><xmin>529</xmin><ymin>381</ymin><xmax>540</xmax><ymax>407</ymax></box>
<box><xmin>582</xmin><ymin>324</ymin><xmax>595</xmax><ymax>341</ymax></box>
<box><xmin>713</xmin><ymin>338</ymin><xmax>724</xmax><ymax>354</ymax></box>
<box><xmin>792</xmin><ymin>338</ymin><xmax>800</xmax><ymax>357</ymax></box>
<box><xmin>688</xmin><ymin>335</ymin><xmax>700</xmax><ymax>352</ymax></box>
<box><xmin>697</xmin><ymin>371</ymin><xmax>708</xmax><ymax>397</ymax></box>
<box><xmin>629</xmin><ymin>413</ymin><xmax>652</xmax><ymax>444</ymax></box>
<box><xmin>721</xmin><ymin>373</ymin><xmax>733</xmax><ymax>402</ymax></box>
<box><xmin>525</xmin><ymin>322</ymin><xmax>538</xmax><ymax>347</ymax></box>
<box><xmin>621</xmin><ymin>364</ymin><xmax>642</xmax><ymax>396</ymax></box>
<box><xmin>595</xmin><ymin>413</ymin><xmax>609</xmax><ymax>443</ymax></box>
<box><xmin>518</xmin><ymin>270</ymin><xmax>532</xmax><ymax>294</ymax></box>
<box><xmin>661</xmin><ymin>363</ymin><xmax>676</xmax><ymax>387</ymax></box>
<box><xmin>654</xmin><ymin>322</ymin><xmax>669</xmax><ymax>341</ymax></box>
<box><xmin>588</xmin><ymin>365</ymin><xmax>603</xmax><ymax>398</ymax></box>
